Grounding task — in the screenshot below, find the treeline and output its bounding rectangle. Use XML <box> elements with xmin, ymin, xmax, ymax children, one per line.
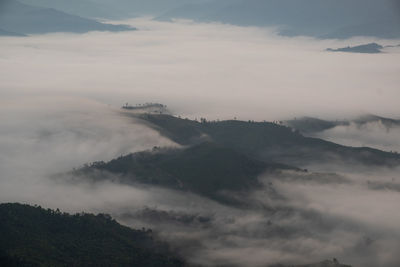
<box><xmin>0</xmin><ymin>203</ymin><xmax>185</xmax><ymax>267</ymax></box>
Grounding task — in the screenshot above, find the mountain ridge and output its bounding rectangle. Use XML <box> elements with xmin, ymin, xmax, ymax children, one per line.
<box><xmin>0</xmin><ymin>0</ymin><xmax>135</xmax><ymax>35</ymax></box>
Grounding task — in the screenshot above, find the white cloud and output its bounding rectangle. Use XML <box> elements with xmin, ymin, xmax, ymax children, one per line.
<box><xmin>0</xmin><ymin>18</ymin><xmax>399</xmax><ymax>121</ymax></box>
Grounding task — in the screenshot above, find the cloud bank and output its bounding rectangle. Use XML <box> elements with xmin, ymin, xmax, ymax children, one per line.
<box><xmin>0</xmin><ymin>18</ymin><xmax>400</xmax><ymax>267</ymax></box>
<box><xmin>0</xmin><ymin>18</ymin><xmax>399</xmax><ymax>121</ymax></box>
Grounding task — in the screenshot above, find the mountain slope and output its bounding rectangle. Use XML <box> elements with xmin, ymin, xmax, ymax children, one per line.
<box><xmin>18</xmin><ymin>0</ymin><xmax>128</xmax><ymax>19</ymax></box>
<box><xmin>0</xmin><ymin>203</ymin><xmax>185</xmax><ymax>267</ymax></box>
<box><xmin>327</xmin><ymin>43</ymin><xmax>384</xmax><ymax>53</ymax></box>
<box><xmin>137</xmin><ymin>114</ymin><xmax>400</xmax><ymax>167</ymax></box>
<box><xmin>285</xmin><ymin>115</ymin><xmax>400</xmax><ymax>134</ymax></box>
<box><xmin>0</xmin><ymin>0</ymin><xmax>134</xmax><ymax>34</ymax></box>
<box><xmin>18</xmin><ymin>0</ymin><xmax>213</xmax><ymax>19</ymax></box>
<box><xmin>271</xmin><ymin>259</ymin><xmax>352</xmax><ymax>267</ymax></box>
<box><xmin>0</xmin><ymin>28</ymin><xmax>25</xmax><ymax>36</ymax></box>
<box><xmin>157</xmin><ymin>0</ymin><xmax>400</xmax><ymax>39</ymax></box>
<box><xmin>76</xmin><ymin>142</ymin><xmax>286</xmax><ymax>201</ymax></box>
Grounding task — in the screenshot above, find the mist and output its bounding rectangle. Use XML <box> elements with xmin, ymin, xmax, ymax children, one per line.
<box><xmin>313</xmin><ymin>121</ymin><xmax>400</xmax><ymax>152</ymax></box>
<box><xmin>1</xmin><ymin>18</ymin><xmax>399</xmax><ymax>121</ymax></box>
<box><xmin>1</xmin><ymin>18</ymin><xmax>400</xmax><ymax>267</ymax></box>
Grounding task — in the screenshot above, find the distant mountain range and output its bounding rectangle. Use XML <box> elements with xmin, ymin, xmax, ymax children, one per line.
<box><xmin>133</xmin><ymin>114</ymin><xmax>400</xmax><ymax>168</ymax></box>
<box><xmin>67</xmin><ymin>111</ymin><xmax>400</xmax><ymax>209</ymax></box>
<box><xmin>2</xmin><ymin>0</ymin><xmax>399</xmax><ymax>38</ymax></box>
<box><xmin>0</xmin><ymin>0</ymin><xmax>134</xmax><ymax>35</ymax></box>
<box><xmin>327</xmin><ymin>43</ymin><xmax>384</xmax><ymax>54</ymax></box>
<box><xmin>0</xmin><ymin>27</ymin><xmax>25</xmax><ymax>36</ymax></box>
<box><xmin>285</xmin><ymin>114</ymin><xmax>400</xmax><ymax>134</ymax></box>
<box><xmin>17</xmin><ymin>0</ymin><xmax>212</xmax><ymax>19</ymax></box>
<box><xmin>157</xmin><ymin>0</ymin><xmax>400</xmax><ymax>39</ymax></box>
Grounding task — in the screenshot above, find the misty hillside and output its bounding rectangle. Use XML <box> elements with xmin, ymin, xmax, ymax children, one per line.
<box><xmin>137</xmin><ymin>114</ymin><xmax>400</xmax><ymax>167</ymax></box>
<box><xmin>0</xmin><ymin>28</ymin><xmax>25</xmax><ymax>36</ymax></box>
<box><xmin>17</xmin><ymin>0</ymin><xmax>213</xmax><ymax>19</ymax></box>
<box><xmin>75</xmin><ymin>142</ymin><xmax>287</xmax><ymax>201</ymax></box>
<box><xmin>157</xmin><ymin>0</ymin><xmax>400</xmax><ymax>38</ymax></box>
<box><xmin>327</xmin><ymin>43</ymin><xmax>384</xmax><ymax>54</ymax></box>
<box><xmin>17</xmin><ymin>0</ymin><xmax>129</xmax><ymax>19</ymax></box>
<box><xmin>0</xmin><ymin>203</ymin><xmax>185</xmax><ymax>267</ymax></box>
<box><xmin>285</xmin><ymin>115</ymin><xmax>400</xmax><ymax>134</ymax></box>
<box><xmin>0</xmin><ymin>0</ymin><xmax>134</xmax><ymax>35</ymax></box>
<box><xmin>271</xmin><ymin>260</ymin><xmax>352</xmax><ymax>267</ymax></box>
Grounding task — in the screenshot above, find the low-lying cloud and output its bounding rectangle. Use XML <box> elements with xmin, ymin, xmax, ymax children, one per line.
<box><xmin>0</xmin><ymin>18</ymin><xmax>399</xmax><ymax>121</ymax></box>
<box><xmin>313</xmin><ymin>121</ymin><xmax>400</xmax><ymax>152</ymax></box>
<box><xmin>1</xmin><ymin>18</ymin><xmax>400</xmax><ymax>267</ymax></box>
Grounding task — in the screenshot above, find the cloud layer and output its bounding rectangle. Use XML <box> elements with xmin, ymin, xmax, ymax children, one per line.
<box><xmin>1</xmin><ymin>18</ymin><xmax>399</xmax><ymax>121</ymax></box>
<box><xmin>0</xmin><ymin>18</ymin><xmax>400</xmax><ymax>267</ymax></box>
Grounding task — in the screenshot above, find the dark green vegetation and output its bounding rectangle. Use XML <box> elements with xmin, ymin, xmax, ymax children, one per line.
<box><xmin>0</xmin><ymin>203</ymin><xmax>185</xmax><ymax>267</ymax></box>
<box><xmin>327</xmin><ymin>43</ymin><xmax>384</xmax><ymax>53</ymax></box>
<box><xmin>76</xmin><ymin>142</ymin><xmax>284</xmax><ymax>201</ymax></box>
<box><xmin>137</xmin><ymin>114</ymin><xmax>400</xmax><ymax>167</ymax></box>
<box><xmin>0</xmin><ymin>0</ymin><xmax>134</xmax><ymax>35</ymax></box>
<box><xmin>284</xmin><ymin>117</ymin><xmax>342</xmax><ymax>134</ymax></box>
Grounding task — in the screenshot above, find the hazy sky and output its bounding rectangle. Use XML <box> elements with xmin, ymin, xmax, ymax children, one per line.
<box><xmin>1</xmin><ymin>18</ymin><xmax>399</xmax><ymax>121</ymax></box>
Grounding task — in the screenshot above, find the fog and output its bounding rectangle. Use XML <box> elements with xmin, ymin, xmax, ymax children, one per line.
<box><xmin>313</xmin><ymin>121</ymin><xmax>400</xmax><ymax>152</ymax></box>
<box><xmin>0</xmin><ymin>96</ymin><xmax>176</xmax><ymax>206</ymax></box>
<box><xmin>1</xmin><ymin>18</ymin><xmax>400</xmax><ymax>267</ymax></box>
<box><xmin>1</xmin><ymin>18</ymin><xmax>399</xmax><ymax>121</ymax></box>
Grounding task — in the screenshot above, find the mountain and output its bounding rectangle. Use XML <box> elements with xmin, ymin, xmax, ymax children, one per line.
<box><xmin>90</xmin><ymin>0</ymin><xmax>213</xmax><ymax>17</ymax></box>
<box><xmin>354</xmin><ymin>114</ymin><xmax>400</xmax><ymax>127</ymax></box>
<box><xmin>75</xmin><ymin>142</ymin><xmax>288</xmax><ymax>202</ymax></box>
<box><xmin>0</xmin><ymin>0</ymin><xmax>134</xmax><ymax>35</ymax></box>
<box><xmin>18</xmin><ymin>0</ymin><xmax>213</xmax><ymax>19</ymax></box>
<box><xmin>283</xmin><ymin>117</ymin><xmax>341</xmax><ymax>134</ymax></box>
<box><xmin>271</xmin><ymin>259</ymin><xmax>352</xmax><ymax>267</ymax></box>
<box><xmin>0</xmin><ymin>28</ymin><xmax>25</xmax><ymax>36</ymax></box>
<box><xmin>0</xmin><ymin>203</ymin><xmax>185</xmax><ymax>267</ymax></box>
<box><xmin>135</xmin><ymin>114</ymin><xmax>400</xmax><ymax>167</ymax></box>
<box><xmin>157</xmin><ymin>0</ymin><xmax>400</xmax><ymax>39</ymax></box>
<box><xmin>18</xmin><ymin>0</ymin><xmax>129</xmax><ymax>19</ymax></box>
<box><xmin>285</xmin><ymin>115</ymin><xmax>400</xmax><ymax>134</ymax></box>
<box><xmin>327</xmin><ymin>43</ymin><xmax>384</xmax><ymax>53</ymax></box>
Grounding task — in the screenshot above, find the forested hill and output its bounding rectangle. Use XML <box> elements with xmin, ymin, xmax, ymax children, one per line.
<box><xmin>0</xmin><ymin>203</ymin><xmax>185</xmax><ymax>267</ymax></box>
<box><xmin>136</xmin><ymin>114</ymin><xmax>400</xmax><ymax>167</ymax></box>
<box><xmin>75</xmin><ymin>142</ymin><xmax>290</xmax><ymax>204</ymax></box>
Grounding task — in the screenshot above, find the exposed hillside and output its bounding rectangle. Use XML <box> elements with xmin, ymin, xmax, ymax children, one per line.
<box><xmin>137</xmin><ymin>114</ymin><xmax>400</xmax><ymax>167</ymax></box>
<box><xmin>0</xmin><ymin>0</ymin><xmax>134</xmax><ymax>35</ymax></box>
<box><xmin>0</xmin><ymin>203</ymin><xmax>185</xmax><ymax>267</ymax></box>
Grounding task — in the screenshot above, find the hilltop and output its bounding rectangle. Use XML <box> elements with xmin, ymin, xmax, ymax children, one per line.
<box><xmin>74</xmin><ymin>142</ymin><xmax>289</xmax><ymax>203</ymax></box>
<box><xmin>0</xmin><ymin>203</ymin><xmax>185</xmax><ymax>267</ymax></box>
<box><xmin>134</xmin><ymin>114</ymin><xmax>400</xmax><ymax>167</ymax></box>
<box><xmin>0</xmin><ymin>0</ymin><xmax>134</xmax><ymax>35</ymax></box>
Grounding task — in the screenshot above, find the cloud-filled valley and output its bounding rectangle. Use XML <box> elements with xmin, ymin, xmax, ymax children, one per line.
<box><xmin>1</xmin><ymin>17</ymin><xmax>400</xmax><ymax>267</ymax></box>
<box><xmin>1</xmin><ymin>18</ymin><xmax>400</xmax><ymax>121</ymax></box>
